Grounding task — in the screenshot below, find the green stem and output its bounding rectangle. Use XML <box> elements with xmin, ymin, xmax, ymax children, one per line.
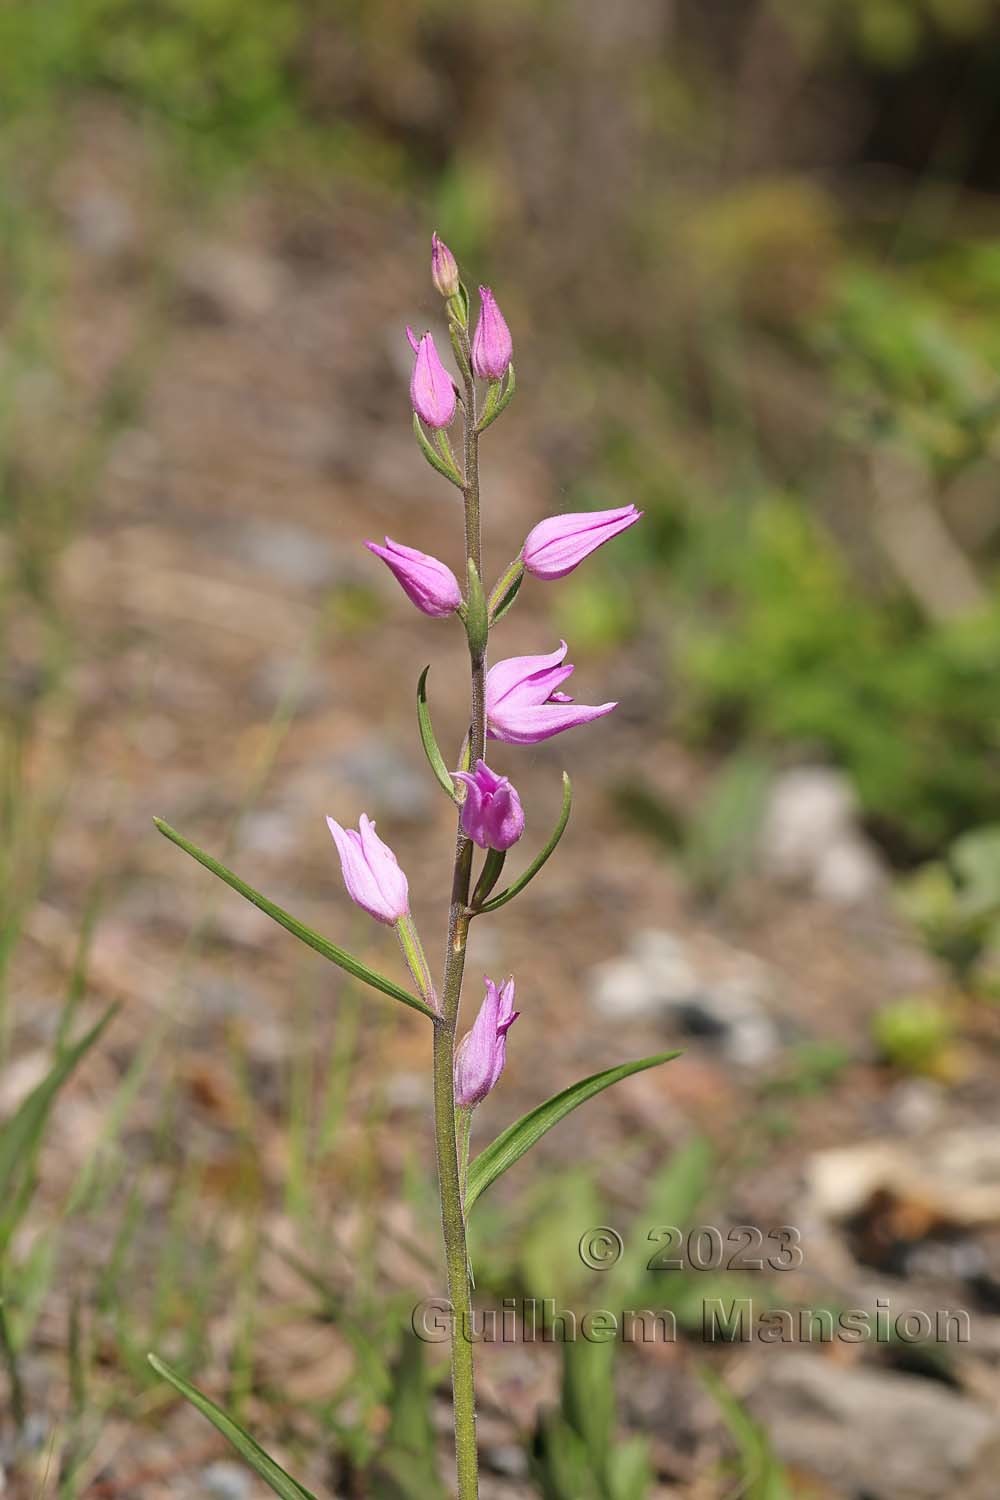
<box><xmin>432</xmin><ymin>337</ymin><xmax>484</xmax><ymax>1498</ymax></box>
<box><xmin>395</xmin><ymin>914</ymin><xmax>438</xmax><ymax>1012</ymax></box>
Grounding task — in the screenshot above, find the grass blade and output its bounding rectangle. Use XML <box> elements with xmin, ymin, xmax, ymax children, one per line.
<box><xmin>465</xmin><ymin>1051</ymin><xmax>680</xmax><ymax>1210</ymax></box>
<box><xmin>0</xmin><ymin>1003</ymin><xmax>117</xmax><ymax>1213</ymax></box>
<box><xmin>147</xmin><ymin>1356</ymin><xmax>317</xmax><ymax>1500</ymax></box>
<box><xmin>476</xmin><ymin>773</ymin><xmax>571</xmax><ymax>914</ymax></box>
<box><xmin>153</xmin><ymin>820</ymin><xmax>436</xmax><ymax>1021</ymax></box>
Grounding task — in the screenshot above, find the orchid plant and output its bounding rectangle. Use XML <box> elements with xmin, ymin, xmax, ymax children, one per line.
<box><xmin>150</xmin><ymin>239</ymin><xmax>677</xmax><ymax>1498</ymax></box>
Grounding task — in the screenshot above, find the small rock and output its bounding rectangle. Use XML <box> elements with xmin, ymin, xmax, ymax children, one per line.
<box><xmin>748</xmin><ymin>1355</ymin><xmax>1000</xmax><ymax>1499</ymax></box>
<box><xmin>588</xmin><ymin>929</ymin><xmax>781</xmax><ymax>1066</ymax></box>
<box><xmin>807</xmin><ymin>1128</ymin><xmax>1000</xmax><ymax>1226</ymax></box>
<box><xmin>759</xmin><ymin>765</ymin><xmax>885</xmax><ymax>904</ymax></box>
<box><xmin>201</xmin><ymin>1461</ymin><xmax>251</xmax><ymax>1500</ymax></box>
<box><xmin>589</xmin><ymin>956</ymin><xmax>666</xmax><ymax>1022</ymax></box>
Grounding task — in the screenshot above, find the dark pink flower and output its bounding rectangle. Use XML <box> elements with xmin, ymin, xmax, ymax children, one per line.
<box><xmin>454</xmin><ymin>760</ymin><xmax>525</xmax><ymax>850</ymax></box>
<box><xmin>409</xmin><ymin>330</ymin><xmax>456</xmax><ymax>429</ymax></box>
<box><xmin>431</xmin><ymin>232</ymin><xmax>460</xmax><ymax>299</ymax></box>
<box><xmin>454</xmin><ymin>976</ymin><xmax>519</xmax><ymax>1108</ymax></box>
<box><xmin>523</xmin><ymin>505</ymin><xmax>642</xmax><ymax>580</ymax></box>
<box><xmin>326</xmin><ymin>814</ymin><xmax>409</xmax><ymax>924</ymax></box>
<box><xmin>486</xmin><ymin>641</ymin><xmax>616</xmax><ymax>745</ymax></box>
<box><xmin>365</xmin><ymin>536</ymin><xmax>461</xmax><ymax>618</ymax></box>
<box><xmin>471</xmin><ymin>286</ymin><xmax>512</xmax><ymax>381</ymax></box>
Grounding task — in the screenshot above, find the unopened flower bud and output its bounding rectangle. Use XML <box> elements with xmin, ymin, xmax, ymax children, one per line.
<box><xmin>326</xmin><ymin>814</ymin><xmax>409</xmax><ymax>925</ymax></box>
<box><xmin>431</xmin><ymin>232</ymin><xmax>460</xmax><ymax>299</ymax></box>
<box><xmin>454</xmin><ymin>977</ymin><xmax>519</xmax><ymax>1108</ymax></box>
<box><xmin>471</xmin><ymin>286</ymin><xmax>512</xmax><ymax>381</ymax></box>
<box><xmin>409</xmin><ymin>329</ymin><xmax>456</xmax><ymax>430</ymax></box>
<box><xmin>365</xmin><ymin>537</ymin><xmax>462</xmax><ymax>618</ymax></box>
<box><xmin>454</xmin><ymin>760</ymin><xmax>525</xmax><ymax>851</ymax></box>
<box><xmin>522</xmin><ymin>505</ymin><xmax>643</xmax><ymax>580</ymax></box>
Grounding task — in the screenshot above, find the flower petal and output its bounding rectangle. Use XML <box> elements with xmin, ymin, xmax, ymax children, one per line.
<box><xmin>488</xmin><ymin>699</ymin><xmax>617</xmax><ymax>745</ymax></box>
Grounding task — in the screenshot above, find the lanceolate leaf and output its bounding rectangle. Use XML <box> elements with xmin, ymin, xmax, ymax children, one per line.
<box><xmin>417</xmin><ymin>668</ymin><xmax>459</xmax><ymax>803</ymax></box>
<box><xmin>412</xmin><ymin>413</ymin><xmax>463</xmax><ymax>489</ymax></box>
<box><xmin>465</xmin><ymin>1052</ymin><xmax>680</xmax><ymax>1211</ymax></box>
<box><xmin>475</xmin><ymin>773</ymin><xmax>571</xmax><ymax>914</ymax></box>
<box><xmin>490</xmin><ymin>567</ymin><xmax>524</xmax><ymax>625</ymax></box>
<box><xmin>476</xmin><ymin>364</ymin><xmax>516</xmax><ymax>434</ymax></box>
<box><xmin>147</xmin><ymin>1356</ymin><xmax>317</xmax><ymax>1500</ymax></box>
<box><xmin>153</xmin><ymin>820</ymin><xmax>436</xmax><ymax>1021</ymax></box>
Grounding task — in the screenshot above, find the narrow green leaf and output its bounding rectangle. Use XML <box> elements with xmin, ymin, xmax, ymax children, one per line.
<box><xmin>147</xmin><ymin>1356</ymin><xmax>317</xmax><ymax>1500</ymax></box>
<box><xmin>475</xmin><ymin>378</ymin><xmax>504</xmax><ymax>433</ymax></box>
<box><xmin>0</xmin><ymin>1004</ymin><xmax>117</xmax><ymax>1216</ymax></box>
<box><xmin>416</xmin><ymin>668</ymin><xmax>459</xmax><ymax>803</ymax></box>
<box><xmin>412</xmin><ymin>413</ymin><xmax>463</xmax><ymax>488</ymax></box>
<box><xmin>489</xmin><ymin>565</ymin><xmax>524</xmax><ymax>625</ymax></box>
<box><xmin>471</xmin><ymin>848</ymin><xmax>506</xmax><ymax>909</ymax></box>
<box><xmin>476</xmin><ymin>773</ymin><xmax>572</xmax><ymax>914</ymax></box>
<box><xmin>153</xmin><ymin>820</ymin><xmax>436</xmax><ymax>1021</ymax></box>
<box><xmin>465</xmin><ymin>1051</ymin><xmax>680</xmax><ymax>1210</ymax></box>
<box><xmin>476</xmin><ymin>364</ymin><xmax>516</xmax><ymax>433</ymax></box>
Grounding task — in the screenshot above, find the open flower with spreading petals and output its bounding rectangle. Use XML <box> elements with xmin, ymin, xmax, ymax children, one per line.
<box><xmin>365</xmin><ymin>537</ymin><xmax>461</xmax><ymax>618</ymax></box>
<box><xmin>471</xmin><ymin>287</ymin><xmax>512</xmax><ymax>381</ymax></box>
<box><xmin>326</xmin><ymin>814</ymin><xmax>409</xmax><ymax>924</ymax></box>
<box><xmin>523</xmin><ymin>505</ymin><xmax>642</xmax><ymax>580</ymax></box>
<box><xmin>408</xmin><ymin>328</ymin><xmax>456</xmax><ymax>429</ymax></box>
<box><xmin>454</xmin><ymin>760</ymin><xmax>525</xmax><ymax>850</ymax></box>
<box><xmin>454</xmin><ymin>976</ymin><xmax>519</xmax><ymax>1108</ymax></box>
<box><xmin>486</xmin><ymin>641</ymin><xmax>616</xmax><ymax>745</ymax></box>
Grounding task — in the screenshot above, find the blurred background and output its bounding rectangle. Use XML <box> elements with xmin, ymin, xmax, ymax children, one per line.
<box><xmin>3</xmin><ymin>1</ymin><xmax>1000</xmax><ymax>1495</ymax></box>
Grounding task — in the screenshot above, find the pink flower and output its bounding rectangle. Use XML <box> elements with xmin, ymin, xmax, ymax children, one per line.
<box><xmin>326</xmin><ymin>814</ymin><xmax>409</xmax><ymax>924</ymax></box>
<box><xmin>523</xmin><ymin>505</ymin><xmax>643</xmax><ymax>580</ymax></box>
<box><xmin>471</xmin><ymin>286</ymin><xmax>512</xmax><ymax>381</ymax></box>
<box><xmin>365</xmin><ymin>536</ymin><xmax>461</xmax><ymax>618</ymax></box>
<box><xmin>431</xmin><ymin>232</ymin><xmax>459</xmax><ymax>299</ymax></box>
<box><xmin>486</xmin><ymin>642</ymin><xmax>616</xmax><ymax>745</ymax></box>
<box><xmin>409</xmin><ymin>329</ymin><xmax>456</xmax><ymax>429</ymax></box>
<box><xmin>454</xmin><ymin>760</ymin><xmax>525</xmax><ymax>850</ymax></box>
<box><xmin>454</xmin><ymin>976</ymin><xmax>519</xmax><ymax>1108</ymax></box>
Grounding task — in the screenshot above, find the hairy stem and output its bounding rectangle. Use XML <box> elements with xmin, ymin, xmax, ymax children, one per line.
<box><xmin>432</xmin><ymin>345</ymin><xmax>484</xmax><ymax>1498</ymax></box>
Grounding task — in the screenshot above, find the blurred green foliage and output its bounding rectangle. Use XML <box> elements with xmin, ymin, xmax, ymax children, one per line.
<box><xmin>0</xmin><ymin>0</ymin><xmax>300</xmax><ymax>155</ymax></box>
<box><xmin>899</xmin><ymin>825</ymin><xmax>1000</xmax><ymax>987</ymax></box>
<box><xmin>675</xmin><ymin>497</ymin><xmax>1000</xmax><ymax>854</ymax></box>
<box><xmin>871</xmin><ymin>996</ymin><xmax>957</xmax><ymax>1075</ymax></box>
